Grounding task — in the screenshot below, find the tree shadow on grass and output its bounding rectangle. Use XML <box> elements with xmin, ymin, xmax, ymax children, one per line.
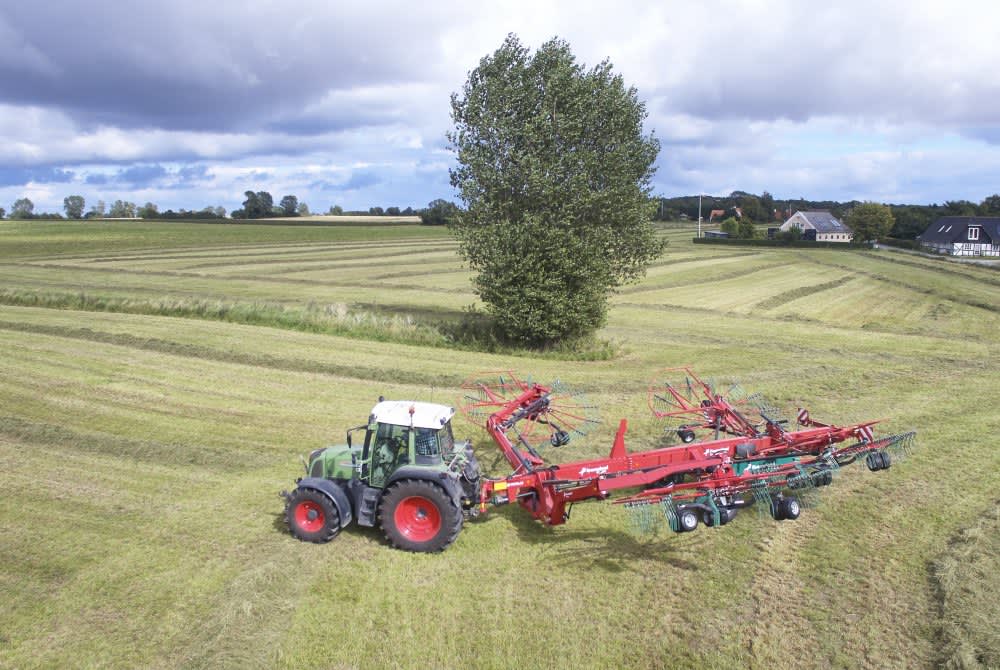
<box><xmin>480</xmin><ymin>504</ymin><xmax>699</xmax><ymax>573</ymax></box>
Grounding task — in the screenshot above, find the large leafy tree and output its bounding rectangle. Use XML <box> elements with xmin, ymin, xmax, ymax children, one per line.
<box><xmin>279</xmin><ymin>194</ymin><xmax>298</xmax><ymax>216</ymax></box>
<box><xmin>420</xmin><ymin>199</ymin><xmax>459</xmax><ymax>226</ymax></box>
<box><xmin>846</xmin><ymin>202</ymin><xmax>895</xmax><ymax>242</ymax></box>
<box><xmin>448</xmin><ymin>34</ymin><xmax>663</xmax><ymax>344</ymax></box>
<box><xmin>241</xmin><ymin>191</ymin><xmax>274</xmax><ymax>219</ymax></box>
<box><xmin>63</xmin><ymin>195</ymin><xmax>85</xmax><ymax>219</ymax></box>
<box><xmin>11</xmin><ymin>198</ymin><xmax>34</xmax><ymax>219</ymax></box>
<box><xmin>108</xmin><ymin>200</ymin><xmax>137</xmax><ymax>218</ymax></box>
<box><xmin>138</xmin><ymin>202</ymin><xmax>159</xmax><ymax>218</ymax></box>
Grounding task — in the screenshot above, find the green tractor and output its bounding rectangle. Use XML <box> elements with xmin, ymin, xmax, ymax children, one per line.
<box><xmin>281</xmin><ymin>399</ymin><xmax>482</xmax><ymax>552</ymax></box>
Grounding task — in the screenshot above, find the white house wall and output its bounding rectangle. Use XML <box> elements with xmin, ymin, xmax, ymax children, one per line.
<box><xmin>779</xmin><ymin>214</ymin><xmax>810</xmax><ymax>231</ymax></box>
<box><xmin>951</xmin><ymin>242</ymin><xmax>1000</xmax><ymax>257</ymax></box>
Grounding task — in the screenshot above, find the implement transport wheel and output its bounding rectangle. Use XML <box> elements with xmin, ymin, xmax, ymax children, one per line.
<box><xmin>285</xmin><ymin>488</ymin><xmax>341</xmax><ymax>543</ymax></box>
<box><xmin>380</xmin><ymin>479</ymin><xmax>462</xmax><ymax>552</ymax></box>
<box><xmin>676</xmin><ymin>508</ymin><xmax>699</xmax><ymax>532</ymax></box>
<box><xmin>704</xmin><ymin>507</ymin><xmax>736</xmax><ymax>527</ymax></box>
<box><xmin>781</xmin><ymin>497</ymin><xmax>801</xmax><ymax>520</ymax></box>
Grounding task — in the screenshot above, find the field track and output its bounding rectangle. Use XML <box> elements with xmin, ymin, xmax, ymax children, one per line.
<box><xmin>1</xmin><ymin>220</ymin><xmax>997</xmax><ymax>669</ymax></box>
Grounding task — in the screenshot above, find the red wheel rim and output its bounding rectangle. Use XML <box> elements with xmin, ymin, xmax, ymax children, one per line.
<box><xmin>394</xmin><ymin>496</ymin><xmax>442</xmax><ymax>542</ymax></box>
<box><xmin>294</xmin><ymin>500</ymin><xmax>325</xmax><ymax>533</ymax></box>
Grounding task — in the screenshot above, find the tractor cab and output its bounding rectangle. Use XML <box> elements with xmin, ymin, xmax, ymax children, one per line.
<box><xmin>362</xmin><ymin>401</ymin><xmax>458</xmax><ymax>488</ymax></box>
<box><xmin>304</xmin><ymin>400</ymin><xmax>459</xmax><ymax>484</ymax></box>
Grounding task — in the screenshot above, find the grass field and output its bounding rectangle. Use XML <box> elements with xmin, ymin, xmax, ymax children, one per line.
<box><xmin>1</xmin><ymin>220</ymin><xmax>998</xmax><ymax>669</ymax></box>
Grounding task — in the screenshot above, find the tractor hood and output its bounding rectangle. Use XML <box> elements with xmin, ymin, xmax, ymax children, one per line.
<box><xmin>307</xmin><ymin>444</ymin><xmax>358</xmax><ymax>480</ymax></box>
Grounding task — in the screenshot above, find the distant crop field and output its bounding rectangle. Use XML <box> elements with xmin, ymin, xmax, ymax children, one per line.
<box><xmin>0</xmin><ymin>219</ymin><xmax>997</xmax><ymax>669</ymax></box>
<box><xmin>239</xmin><ymin>214</ymin><xmax>424</xmax><ymax>225</ymax></box>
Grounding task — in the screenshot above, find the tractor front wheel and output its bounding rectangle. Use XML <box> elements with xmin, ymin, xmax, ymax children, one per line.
<box><xmin>285</xmin><ymin>488</ymin><xmax>341</xmax><ymax>543</ymax></box>
<box><xmin>380</xmin><ymin>480</ymin><xmax>462</xmax><ymax>552</ymax></box>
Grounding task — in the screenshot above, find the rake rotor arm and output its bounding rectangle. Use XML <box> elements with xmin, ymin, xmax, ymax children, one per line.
<box><xmin>482</xmin><ymin>384</ymin><xmax>553</xmax><ymax>474</ymax></box>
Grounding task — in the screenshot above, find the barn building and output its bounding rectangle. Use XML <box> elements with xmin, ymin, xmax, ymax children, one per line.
<box><xmin>780</xmin><ymin>211</ymin><xmax>853</xmax><ymax>242</ymax></box>
<box><xmin>917</xmin><ymin>217</ymin><xmax>1000</xmax><ymax>257</ymax></box>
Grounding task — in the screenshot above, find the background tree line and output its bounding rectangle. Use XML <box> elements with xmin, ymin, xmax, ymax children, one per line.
<box><xmin>0</xmin><ymin>191</ymin><xmax>460</xmax><ymax>224</ymax></box>
<box><xmin>4</xmin><ymin>190</ymin><xmax>998</xmax><ymax>239</ymax></box>
<box><xmin>2</xmin><ymin>196</ymin><xmax>227</xmax><ymax>220</ymax></box>
<box><xmin>653</xmin><ymin>192</ymin><xmax>1000</xmax><ymax>240</ymax></box>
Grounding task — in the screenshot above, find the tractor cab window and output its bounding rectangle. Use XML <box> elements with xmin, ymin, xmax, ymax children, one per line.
<box><xmin>414</xmin><ymin>428</ymin><xmax>439</xmax><ymax>457</ymax></box>
<box><xmin>369</xmin><ymin>422</ymin><xmax>410</xmax><ymax>488</ymax></box>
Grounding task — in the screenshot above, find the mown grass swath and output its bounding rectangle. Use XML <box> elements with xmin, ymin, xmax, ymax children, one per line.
<box><xmin>0</xmin><ymin>218</ymin><xmax>997</xmax><ymax>669</ymax></box>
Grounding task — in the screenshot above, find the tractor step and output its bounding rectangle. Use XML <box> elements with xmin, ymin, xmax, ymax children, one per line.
<box><xmin>356</xmin><ymin>486</ymin><xmax>381</xmax><ymax>527</ymax></box>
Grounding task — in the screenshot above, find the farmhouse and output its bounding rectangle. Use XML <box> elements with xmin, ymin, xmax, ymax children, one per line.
<box><xmin>780</xmin><ymin>210</ymin><xmax>853</xmax><ymax>242</ymax></box>
<box><xmin>917</xmin><ymin>217</ymin><xmax>1000</xmax><ymax>257</ymax></box>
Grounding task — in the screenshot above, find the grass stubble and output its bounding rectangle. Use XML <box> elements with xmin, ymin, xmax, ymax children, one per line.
<box><xmin>0</xmin><ymin>219</ymin><xmax>997</xmax><ymax>669</ymax></box>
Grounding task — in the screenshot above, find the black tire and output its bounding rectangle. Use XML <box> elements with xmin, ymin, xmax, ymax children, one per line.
<box><xmin>379</xmin><ymin>479</ymin><xmax>462</xmax><ymax>552</ymax></box>
<box><xmin>878</xmin><ymin>451</ymin><xmax>891</xmax><ymax>470</ymax></box>
<box><xmin>550</xmin><ymin>430</ymin><xmax>570</xmax><ymax>447</ymax></box>
<box><xmin>676</xmin><ymin>507</ymin><xmax>699</xmax><ymax>532</ymax></box>
<box><xmin>285</xmin><ymin>488</ymin><xmax>341</xmax><ymax>543</ymax></box>
<box><xmin>704</xmin><ymin>507</ymin><xmax>736</xmax><ymax>527</ymax></box>
<box><xmin>770</xmin><ymin>496</ymin><xmax>786</xmax><ymax>521</ymax></box>
<box><xmin>782</xmin><ymin>497</ymin><xmax>801</xmax><ymax>520</ymax></box>
<box><xmin>678</xmin><ymin>429</ymin><xmax>696</xmax><ymax>444</ymax></box>
<box><xmin>866</xmin><ymin>452</ymin><xmax>880</xmax><ymax>471</ymax></box>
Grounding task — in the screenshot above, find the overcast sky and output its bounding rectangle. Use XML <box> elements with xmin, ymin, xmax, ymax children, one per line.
<box><xmin>2</xmin><ymin>0</ymin><xmax>999</xmax><ymax>215</ymax></box>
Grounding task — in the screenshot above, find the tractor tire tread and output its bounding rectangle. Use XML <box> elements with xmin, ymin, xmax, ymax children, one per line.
<box><xmin>379</xmin><ymin>479</ymin><xmax>462</xmax><ymax>552</ymax></box>
<box><xmin>285</xmin><ymin>487</ymin><xmax>341</xmax><ymax>543</ymax></box>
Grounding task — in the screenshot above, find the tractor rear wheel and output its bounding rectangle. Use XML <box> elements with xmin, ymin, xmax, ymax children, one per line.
<box><xmin>285</xmin><ymin>488</ymin><xmax>340</xmax><ymax>543</ymax></box>
<box><xmin>380</xmin><ymin>479</ymin><xmax>462</xmax><ymax>552</ymax></box>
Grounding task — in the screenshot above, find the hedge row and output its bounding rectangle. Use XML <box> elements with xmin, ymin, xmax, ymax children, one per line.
<box><xmin>879</xmin><ymin>237</ymin><xmax>923</xmax><ymax>250</ymax></box>
<box><xmin>693</xmin><ymin>238</ymin><xmax>873</xmax><ymax>249</ymax></box>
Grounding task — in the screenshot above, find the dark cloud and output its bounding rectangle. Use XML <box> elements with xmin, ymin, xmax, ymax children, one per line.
<box><xmin>0</xmin><ymin>166</ymin><xmax>74</xmax><ymax>186</ymax></box>
<box><xmin>177</xmin><ymin>164</ymin><xmax>209</xmax><ymax>181</ymax></box>
<box><xmin>341</xmin><ymin>171</ymin><xmax>381</xmax><ymax>190</ymax></box>
<box><xmin>307</xmin><ymin>180</ymin><xmax>340</xmax><ymax>191</ymax></box>
<box><xmin>0</xmin><ymin>3</ymin><xmax>451</xmax><ymax>133</ymax></box>
<box><xmin>117</xmin><ymin>164</ymin><xmax>168</xmax><ymax>185</ymax></box>
<box><xmin>651</xmin><ymin>8</ymin><xmax>1000</xmax><ymax>130</ymax></box>
<box><xmin>964</xmin><ymin>126</ymin><xmax>1000</xmax><ymax>145</ymax></box>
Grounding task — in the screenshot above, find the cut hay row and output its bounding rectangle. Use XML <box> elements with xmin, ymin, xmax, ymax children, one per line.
<box><xmin>0</xmin><ymin>220</ymin><xmax>997</xmax><ymax>669</ymax></box>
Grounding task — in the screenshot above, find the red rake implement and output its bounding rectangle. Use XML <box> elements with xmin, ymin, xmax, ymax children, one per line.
<box><xmin>460</xmin><ymin>369</ymin><xmax>915</xmax><ymax>535</ymax></box>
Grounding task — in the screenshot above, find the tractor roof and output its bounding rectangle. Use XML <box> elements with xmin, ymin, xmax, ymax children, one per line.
<box><xmin>370</xmin><ymin>400</ymin><xmax>455</xmax><ymax>429</ymax></box>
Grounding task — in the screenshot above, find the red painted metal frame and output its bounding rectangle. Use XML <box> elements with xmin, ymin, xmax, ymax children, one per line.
<box><xmin>649</xmin><ymin>367</ymin><xmax>771</xmax><ymax>439</ymax></box>
<box><xmin>472</xmin><ymin>377</ymin><xmax>882</xmax><ymax>526</ymax></box>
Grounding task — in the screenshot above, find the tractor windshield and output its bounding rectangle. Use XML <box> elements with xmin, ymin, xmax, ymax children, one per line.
<box><xmin>414</xmin><ymin>424</ymin><xmax>453</xmax><ymax>456</ymax></box>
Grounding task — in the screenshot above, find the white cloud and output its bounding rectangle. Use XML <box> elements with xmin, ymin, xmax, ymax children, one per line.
<box><xmin>2</xmin><ymin>0</ymin><xmax>1000</xmax><ymax>210</ymax></box>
